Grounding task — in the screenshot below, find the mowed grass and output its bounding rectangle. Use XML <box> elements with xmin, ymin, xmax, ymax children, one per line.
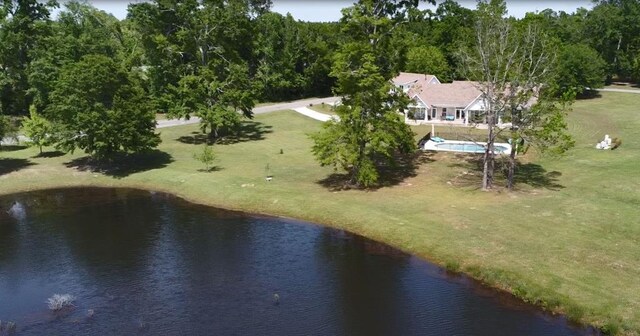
<box><xmin>1</xmin><ymin>92</ymin><xmax>639</xmax><ymax>334</ymax></box>
<box><xmin>308</xmin><ymin>103</ymin><xmax>337</xmax><ymax>115</ymax></box>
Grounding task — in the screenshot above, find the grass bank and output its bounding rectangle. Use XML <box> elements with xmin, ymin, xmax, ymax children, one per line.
<box><xmin>1</xmin><ymin>92</ymin><xmax>639</xmax><ymax>335</ymax></box>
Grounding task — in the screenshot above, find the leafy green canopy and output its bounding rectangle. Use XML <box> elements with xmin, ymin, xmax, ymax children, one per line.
<box><xmin>311</xmin><ymin>0</ymin><xmax>423</xmax><ymax>188</ymax></box>
<box><xmin>0</xmin><ymin>0</ymin><xmax>57</xmax><ymax>116</ymax></box>
<box><xmin>405</xmin><ymin>45</ymin><xmax>451</xmax><ymax>82</ymax></box>
<box><xmin>554</xmin><ymin>43</ymin><xmax>606</xmax><ymax>96</ymax></box>
<box><xmin>46</xmin><ymin>55</ymin><xmax>159</xmax><ymax>159</ymax></box>
<box><xmin>128</xmin><ymin>0</ymin><xmax>257</xmax><ymax>139</ymax></box>
<box><xmin>22</xmin><ymin>105</ymin><xmax>54</xmax><ymax>154</ymax></box>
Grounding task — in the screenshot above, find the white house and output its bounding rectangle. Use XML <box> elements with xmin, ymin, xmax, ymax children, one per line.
<box><xmin>392</xmin><ymin>72</ymin><xmax>441</xmax><ymax>93</ymax></box>
<box><xmin>394</xmin><ymin>72</ymin><xmax>495</xmax><ymax>125</ymax></box>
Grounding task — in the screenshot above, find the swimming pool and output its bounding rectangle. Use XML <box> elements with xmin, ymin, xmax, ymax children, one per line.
<box><xmin>435</xmin><ymin>142</ymin><xmax>509</xmax><ymax>154</ymax></box>
<box><xmin>423</xmin><ymin>139</ymin><xmax>512</xmax><ymax>154</ymax></box>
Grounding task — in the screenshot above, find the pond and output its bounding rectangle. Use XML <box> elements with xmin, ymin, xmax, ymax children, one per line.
<box><xmin>0</xmin><ymin>188</ymin><xmax>597</xmax><ymax>335</ymax></box>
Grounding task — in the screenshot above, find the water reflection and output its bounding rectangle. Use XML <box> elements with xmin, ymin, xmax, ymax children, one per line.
<box><xmin>7</xmin><ymin>201</ymin><xmax>26</xmax><ymax>221</ymax></box>
<box><xmin>0</xmin><ymin>188</ymin><xmax>597</xmax><ymax>335</ymax></box>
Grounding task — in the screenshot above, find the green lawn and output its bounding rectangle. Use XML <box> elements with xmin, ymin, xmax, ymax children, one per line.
<box><xmin>308</xmin><ymin>103</ymin><xmax>337</xmax><ymax>115</ymax></box>
<box><xmin>1</xmin><ymin>92</ymin><xmax>639</xmax><ymax>335</ymax></box>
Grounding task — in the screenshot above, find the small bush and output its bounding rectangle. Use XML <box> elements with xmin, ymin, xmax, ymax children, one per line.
<box><xmin>444</xmin><ymin>260</ymin><xmax>460</xmax><ymax>272</ymax></box>
<box><xmin>47</xmin><ymin>294</ymin><xmax>76</xmax><ymax>311</ymax></box>
<box><xmin>193</xmin><ymin>145</ymin><xmax>216</xmax><ymax>171</ymax></box>
<box><xmin>611</xmin><ymin>137</ymin><xmax>622</xmax><ymax>150</ymax></box>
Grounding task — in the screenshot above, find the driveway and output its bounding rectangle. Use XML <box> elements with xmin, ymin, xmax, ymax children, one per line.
<box><xmin>1</xmin><ymin>97</ymin><xmax>342</xmax><ymax>144</ymax></box>
<box><xmin>157</xmin><ymin>96</ymin><xmax>340</xmax><ymax>129</ymax></box>
<box><xmin>596</xmin><ymin>88</ymin><xmax>640</xmax><ymax>94</ymax></box>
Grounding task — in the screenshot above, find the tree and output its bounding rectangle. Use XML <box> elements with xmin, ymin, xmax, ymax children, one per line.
<box><xmin>503</xmin><ymin>91</ymin><xmax>575</xmax><ymax>190</ymax></box>
<box><xmin>129</xmin><ymin>0</ymin><xmax>256</xmax><ymax>140</ymax></box>
<box><xmin>0</xmin><ymin>114</ymin><xmax>9</xmax><ymax>143</ymax></box>
<box><xmin>252</xmin><ymin>13</ymin><xmax>306</xmax><ymax>101</ymax></box>
<box><xmin>405</xmin><ymin>45</ymin><xmax>451</xmax><ymax>81</ymax></box>
<box><xmin>460</xmin><ymin>0</ymin><xmax>568</xmax><ymax>190</ymax></box>
<box><xmin>28</xmin><ymin>1</ymin><xmax>130</xmax><ymax>113</ymax></box>
<box><xmin>0</xmin><ymin>0</ymin><xmax>57</xmax><ymax>115</ymax></box>
<box><xmin>584</xmin><ymin>0</ymin><xmax>640</xmax><ymax>81</ymax></box>
<box><xmin>310</xmin><ymin>0</ymin><xmax>425</xmax><ymax>188</ymax></box>
<box><xmin>46</xmin><ymin>55</ymin><xmax>160</xmax><ymax>159</ymax></box>
<box><xmin>554</xmin><ymin>44</ymin><xmax>606</xmax><ymax>96</ymax></box>
<box><xmin>193</xmin><ymin>144</ymin><xmax>216</xmax><ymax>171</ymax></box>
<box><xmin>22</xmin><ymin>105</ymin><xmax>54</xmax><ymax>154</ymax></box>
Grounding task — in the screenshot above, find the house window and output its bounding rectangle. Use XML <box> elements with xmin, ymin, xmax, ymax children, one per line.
<box><xmin>408</xmin><ymin>107</ymin><xmax>426</xmax><ymax>120</ymax></box>
<box><xmin>470</xmin><ymin>110</ymin><xmax>485</xmax><ymax>123</ymax></box>
<box><xmin>431</xmin><ymin>108</ymin><xmax>436</xmax><ymax>118</ymax></box>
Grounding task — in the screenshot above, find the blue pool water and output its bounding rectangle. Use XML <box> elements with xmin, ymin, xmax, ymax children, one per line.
<box><xmin>436</xmin><ymin>142</ymin><xmax>509</xmax><ymax>154</ymax></box>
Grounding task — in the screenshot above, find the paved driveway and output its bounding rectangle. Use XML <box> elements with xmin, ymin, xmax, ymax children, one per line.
<box><xmin>157</xmin><ymin>96</ymin><xmax>340</xmax><ymax>129</ymax></box>
<box><xmin>596</xmin><ymin>88</ymin><xmax>640</xmax><ymax>94</ymax></box>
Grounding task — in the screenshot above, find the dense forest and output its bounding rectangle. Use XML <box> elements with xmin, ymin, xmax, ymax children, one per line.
<box><xmin>0</xmin><ymin>0</ymin><xmax>638</xmax><ymax>163</ymax></box>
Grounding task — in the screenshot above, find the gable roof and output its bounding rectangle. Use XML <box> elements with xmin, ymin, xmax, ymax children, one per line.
<box><xmin>410</xmin><ymin>81</ymin><xmax>482</xmax><ymax>108</ymax></box>
<box><xmin>393</xmin><ymin>72</ymin><xmax>438</xmax><ymax>86</ymax></box>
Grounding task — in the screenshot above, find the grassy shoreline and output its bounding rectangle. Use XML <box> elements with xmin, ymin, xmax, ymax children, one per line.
<box><xmin>2</xmin><ymin>92</ymin><xmax>639</xmax><ymax>335</ymax></box>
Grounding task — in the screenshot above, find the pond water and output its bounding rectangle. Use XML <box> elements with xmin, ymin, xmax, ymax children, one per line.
<box><xmin>0</xmin><ymin>188</ymin><xmax>597</xmax><ymax>335</ymax></box>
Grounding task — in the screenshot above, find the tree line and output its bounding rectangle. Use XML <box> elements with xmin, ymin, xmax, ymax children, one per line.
<box><xmin>0</xmin><ymin>0</ymin><xmax>636</xmax><ymax>189</ymax></box>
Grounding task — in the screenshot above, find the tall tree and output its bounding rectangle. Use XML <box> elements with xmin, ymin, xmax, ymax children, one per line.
<box><xmin>0</xmin><ymin>0</ymin><xmax>57</xmax><ymax>115</ymax></box>
<box><xmin>46</xmin><ymin>55</ymin><xmax>159</xmax><ymax>159</ymax></box>
<box><xmin>503</xmin><ymin>91</ymin><xmax>575</xmax><ymax>190</ymax></box>
<box><xmin>252</xmin><ymin>12</ymin><xmax>306</xmax><ymax>101</ymax></box>
<box><xmin>311</xmin><ymin>0</ymin><xmax>428</xmax><ymax>187</ymax></box>
<box><xmin>554</xmin><ymin>43</ymin><xmax>606</xmax><ymax>96</ymax></box>
<box><xmin>129</xmin><ymin>0</ymin><xmax>256</xmax><ymax>140</ymax></box>
<box><xmin>585</xmin><ymin>0</ymin><xmax>640</xmax><ymax>81</ymax></box>
<box><xmin>404</xmin><ymin>45</ymin><xmax>451</xmax><ymax>81</ymax></box>
<box><xmin>28</xmin><ymin>1</ymin><xmax>126</xmax><ymax>113</ymax></box>
<box><xmin>460</xmin><ymin>0</ymin><xmax>566</xmax><ymax>190</ymax></box>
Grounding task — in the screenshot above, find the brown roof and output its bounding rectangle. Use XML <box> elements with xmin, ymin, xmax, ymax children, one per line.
<box><xmin>410</xmin><ymin>81</ymin><xmax>482</xmax><ymax>108</ymax></box>
<box><xmin>392</xmin><ymin>72</ymin><xmax>438</xmax><ymax>86</ymax></box>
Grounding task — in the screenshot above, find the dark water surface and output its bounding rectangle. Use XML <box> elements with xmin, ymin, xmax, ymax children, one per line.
<box><xmin>0</xmin><ymin>188</ymin><xmax>596</xmax><ymax>335</ymax></box>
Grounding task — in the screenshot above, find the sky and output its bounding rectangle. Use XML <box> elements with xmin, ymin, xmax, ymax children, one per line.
<box><xmin>57</xmin><ymin>1</ymin><xmax>594</xmax><ymax>21</ymax></box>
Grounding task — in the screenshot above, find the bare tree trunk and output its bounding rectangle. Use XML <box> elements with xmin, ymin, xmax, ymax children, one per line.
<box><xmin>351</xmin><ymin>140</ymin><xmax>367</xmax><ymax>187</ymax></box>
<box><xmin>208</xmin><ymin>127</ymin><xmax>218</xmax><ymax>142</ymax></box>
<box><xmin>482</xmin><ymin>150</ymin><xmax>492</xmax><ymax>190</ymax></box>
<box><xmin>507</xmin><ymin>146</ymin><xmax>516</xmax><ymax>190</ymax></box>
<box><xmin>482</xmin><ymin>111</ymin><xmax>496</xmax><ymax>190</ymax></box>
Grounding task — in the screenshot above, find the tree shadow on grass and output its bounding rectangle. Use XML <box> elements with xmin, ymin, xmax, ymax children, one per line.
<box><xmin>317</xmin><ymin>151</ymin><xmax>436</xmax><ymax>191</ymax></box>
<box><xmin>34</xmin><ymin>151</ymin><xmax>66</xmax><ymax>158</ymax></box>
<box><xmin>447</xmin><ymin>155</ymin><xmax>564</xmax><ymax>190</ymax></box>
<box><xmin>577</xmin><ymin>91</ymin><xmax>602</xmax><ymax>100</ymax></box>
<box><xmin>196</xmin><ymin>166</ymin><xmax>223</xmax><ymax>173</ymax></box>
<box><xmin>513</xmin><ymin>163</ymin><xmax>564</xmax><ymax>190</ymax></box>
<box><xmin>177</xmin><ymin>121</ymin><xmax>273</xmax><ymax>146</ymax></box>
<box><xmin>64</xmin><ymin>150</ymin><xmax>174</xmax><ymax>179</ymax></box>
<box><xmin>0</xmin><ymin>158</ymin><xmax>35</xmax><ymax>176</ymax></box>
<box><xmin>0</xmin><ymin>145</ymin><xmax>28</xmax><ymax>152</ymax></box>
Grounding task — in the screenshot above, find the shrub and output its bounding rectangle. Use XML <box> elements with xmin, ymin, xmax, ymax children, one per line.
<box><xmin>193</xmin><ymin>145</ymin><xmax>216</xmax><ymax>171</ymax></box>
<box><xmin>47</xmin><ymin>294</ymin><xmax>76</xmax><ymax>311</ymax></box>
<box><xmin>444</xmin><ymin>260</ymin><xmax>460</xmax><ymax>272</ymax></box>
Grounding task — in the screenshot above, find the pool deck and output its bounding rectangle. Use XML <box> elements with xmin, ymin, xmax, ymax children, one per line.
<box><xmin>423</xmin><ymin>139</ymin><xmax>512</xmax><ymax>154</ymax></box>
